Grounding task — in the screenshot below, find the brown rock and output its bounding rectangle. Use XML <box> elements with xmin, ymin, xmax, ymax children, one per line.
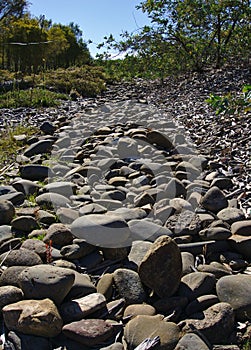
<box><xmin>2</xmin><ymin>298</ymin><xmax>63</xmax><ymax>337</ymax></box>
<box><xmin>63</xmin><ymin>319</ymin><xmax>115</xmax><ymax>346</ymax></box>
<box><xmin>138</xmin><ymin>236</ymin><xmax>182</xmax><ymax>298</ymax></box>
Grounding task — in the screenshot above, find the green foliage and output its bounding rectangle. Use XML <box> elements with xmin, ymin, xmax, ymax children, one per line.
<box><xmin>0</xmin><ymin>88</ymin><xmax>68</xmax><ymax>108</ymax></box>
<box><xmin>41</xmin><ymin>66</ymin><xmax>107</xmax><ymax>97</ymax></box>
<box><xmin>206</xmin><ymin>85</ymin><xmax>251</xmax><ymax>116</ymax></box>
<box><xmin>100</xmin><ymin>0</ymin><xmax>250</xmax><ymax>79</ymax></box>
<box><xmin>0</xmin><ymin>0</ymin><xmax>28</xmax><ymax>21</ymax></box>
<box><xmin>0</xmin><ymin>13</ymin><xmax>92</xmax><ymax>73</ymax></box>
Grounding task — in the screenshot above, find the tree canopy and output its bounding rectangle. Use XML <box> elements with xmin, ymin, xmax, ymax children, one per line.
<box><xmin>0</xmin><ymin>1</ymin><xmax>92</xmax><ymax>72</ymax></box>
<box><xmin>100</xmin><ymin>0</ymin><xmax>250</xmax><ymax>78</ymax></box>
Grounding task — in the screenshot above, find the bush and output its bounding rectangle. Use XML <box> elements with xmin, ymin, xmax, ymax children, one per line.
<box><xmin>206</xmin><ymin>85</ymin><xmax>251</xmax><ymax>116</ymax></box>
<box><xmin>40</xmin><ymin>65</ymin><xmax>107</xmax><ymax>97</ymax></box>
<box><xmin>0</xmin><ymin>88</ymin><xmax>68</xmax><ymax>108</ymax></box>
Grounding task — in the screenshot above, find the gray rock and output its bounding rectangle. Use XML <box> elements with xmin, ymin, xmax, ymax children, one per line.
<box><xmin>113</xmin><ymin>268</ymin><xmax>146</xmax><ymax>304</ymax></box>
<box><xmin>181</xmin><ymin>302</ymin><xmax>235</xmax><ymax>344</ymax></box>
<box><xmin>0</xmin><ymin>225</ymin><xmax>13</xmax><ymax>245</ymax></box>
<box><xmin>2</xmin><ymin>298</ymin><xmax>63</xmax><ymax>337</ymax></box>
<box><xmin>40</xmin><ymin>121</ymin><xmax>56</xmax><ymax>135</ymax></box>
<box><xmin>43</xmin><ymin>181</ymin><xmax>77</xmax><ymax>197</ymax></box>
<box><xmin>102</xmin><ymin>246</ymin><xmax>130</xmax><ymax>260</ymax></box>
<box><xmin>117</xmin><ymin>137</ymin><xmax>139</xmax><ymax>158</ymax></box>
<box><xmin>20</xmin><ymin>165</ymin><xmax>53</xmax><ymax>181</ymax></box>
<box><xmin>174</xmin><ymin>333</ymin><xmax>211</xmax><ymax>350</ymax></box>
<box><xmin>56</xmin><ymin>207</ymin><xmax>79</xmax><ymax>224</ymax></box>
<box><xmin>138</xmin><ymin>236</ymin><xmax>182</xmax><ymax>298</ymax></box>
<box><xmin>37</xmin><ymin>209</ymin><xmax>56</xmax><ymax>225</ymax></box>
<box><xmin>18</xmin><ymin>264</ymin><xmax>75</xmax><ymax>304</ymax></box>
<box><xmin>0</xmin><ymin>237</ymin><xmax>21</xmax><ymax>253</ymax></box>
<box><xmin>128</xmin><ymin>240</ymin><xmax>153</xmax><ymax>266</ymax></box>
<box><xmin>43</xmin><ymin>223</ymin><xmax>73</xmax><ymax>246</ymax></box>
<box><xmin>217</xmin><ymin>207</ymin><xmax>245</xmax><ymax>224</ymax></box>
<box><xmin>11</xmin><ymin>215</ymin><xmax>38</xmax><ymax>233</ymax></box>
<box><xmin>169</xmin><ymin>198</ymin><xmax>193</xmax><ymax>212</ymax></box>
<box><xmin>216</xmin><ymin>274</ymin><xmax>251</xmax><ymax>320</ymax></box>
<box><xmin>23</xmin><ymin>139</ymin><xmax>54</xmax><ymax>157</ymax></box>
<box><xmin>60</xmin><ymin>292</ymin><xmax>107</xmax><ymax>323</ymax></box>
<box><xmin>201</xmin><ymin>186</ymin><xmax>228</xmax><ymax>213</ymax></box>
<box><xmin>228</xmin><ymin>235</ymin><xmax>251</xmax><ymax>259</ymax></box>
<box><xmin>0</xmin><ymin>200</ymin><xmax>15</xmax><ymax>224</ymax></box>
<box><xmin>108</xmin><ymin>176</ymin><xmax>128</xmax><ymax>187</ymax></box>
<box><xmin>147</xmin><ymin>130</ymin><xmax>174</xmax><ymax>149</ymax></box>
<box><xmin>197</xmin><ymin>262</ymin><xmax>232</xmax><ymax>279</ymax></box>
<box><xmin>63</xmin><ymin>319</ymin><xmax>116</xmax><ymax>346</ymax></box>
<box><xmin>0</xmin><ymin>266</ymin><xmax>27</xmax><ymax>287</ymax></box>
<box><xmin>199</xmin><ymin>227</ymin><xmax>231</xmax><ymax>241</ymax></box>
<box><xmin>165</xmin><ymin>210</ymin><xmax>201</xmax><ymax>236</ymax></box>
<box><xmin>178</xmin><ymin>272</ymin><xmax>216</xmax><ymax>301</ymax></box>
<box><xmin>94</xmin><ymin>199</ymin><xmax>122</xmax><ymax>210</ymax></box>
<box><xmin>0</xmin><ymin>248</ymin><xmax>42</xmax><ymax>267</ymax></box>
<box><xmin>112</xmin><ymin>207</ymin><xmax>147</xmax><ymax>221</ymax></box>
<box><xmin>79</xmin><ymin>203</ymin><xmax>107</xmax><ymax>215</ymax></box>
<box><xmin>162</xmin><ymin>178</ymin><xmax>187</xmax><ymax>199</ymax></box>
<box><xmin>60</xmin><ymin>240</ymin><xmax>96</xmax><ymax>260</ymax></box>
<box><xmin>0</xmin><ymin>192</ymin><xmax>25</xmax><ymax>205</ymax></box>
<box><xmin>211</xmin><ymin>177</ymin><xmax>233</xmax><ymax>190</ymax></box>
<box><xmin>64</xmin><ymin>271</ymin><xmax>96</xmax><ymax>300</ymax></box>
<box><xmin>129</xmin><ymin>219</ymin><xmax>173</xmax><ymax>242</ymax></box>
<box><xmin>50</xmin><ymin>259</ymin><xmax>76</xmax><ymax>270</ymax></box>
<box><xmin>21</xmin><ymin>239</ymin><xmax>47</xmax><ymax>260</ymax></box>
<box><xmin>0</xmin><ymin>285</ymin><xmax>24</xmax><ymax>312</ymax></box>
<box><xmin>181</xmin><ymin>251</ymin><xmax>195</xmax><ymax>276</ymax></box>
<box><xmin>78</xmin><ymin>250</ymin><xmax>103</xmax><ymax>270</ymax></box>
<box><xmin>71</xmin><ymin>214</ymin><xmax>131</xmax><ymax>248</ymax></box>
<box><xmin>231</xmin><ymin>220</ymin><xmax>251</xmax><ymax>236</ymax></box>
<box><xmin>36</xmin><ymin>192</ymin><xmax>71</xmax><ymax>209</ymax></box>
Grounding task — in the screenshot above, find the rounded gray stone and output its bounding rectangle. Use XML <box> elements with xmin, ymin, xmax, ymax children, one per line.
<box><xmin>18</xmin><ymin>265</ymin><xmax>75</xmax><ymax>304</ymax></box>
<box><xmin>113</xmin><ymin>268</ymin><xmax>146</xmax><ymax>304</ymax></box>
<box><xmin>71</xmin><ymin>214</ymin><xmax>131</xmax><ymax>248</ymax></box>
<box><xmin>216</xmin><ymin>274</ymin><xmax>251</xmax><ymax>320</ymax></box>
<box><xmin>0</xmin><ymin>200</ymin><xmax>15</xmax><ymax>225</ymax></box>
<box><xmin>178</xmin><ymin>272</ymin><xmax>216</xmax><ymax>301</ymax></box>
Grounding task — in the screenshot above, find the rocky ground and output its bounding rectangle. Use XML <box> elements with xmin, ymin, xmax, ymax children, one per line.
<box><xmin>0</xmin><ymin>66</ymin><xmax>250</xmax><ymax>350</ymax></box>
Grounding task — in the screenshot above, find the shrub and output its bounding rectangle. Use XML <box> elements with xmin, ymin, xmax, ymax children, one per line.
<box><xmin>206</xmin><ymin>85</ymin><xmax>251</xmax><ymax>116</ymax></box>
<box><xmin>0</xmin><ymin>88</ymin><xmax>68</xmax><ymax>108</ymax></box>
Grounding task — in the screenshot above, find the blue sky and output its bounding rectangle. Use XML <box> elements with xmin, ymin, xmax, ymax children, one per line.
<box><xmin>29</xmin><ymin>0</ymin><xmax>151</xmax><ymax>57</ymax></box>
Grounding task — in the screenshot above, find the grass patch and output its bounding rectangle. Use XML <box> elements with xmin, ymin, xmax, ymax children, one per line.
<box><xmin>27</xmin><ymin>65</ymin><xmax>107</xmax><ymax>97</ymax></box>
<box><xmin>0</xmin><ymin>125</ymin><xmax>38</xmax><ymax>166</ymax></box>
<box><xmin>0</xmin><ymin>88</ymin><xmax>68</xmax><ymax>108</ymax></box>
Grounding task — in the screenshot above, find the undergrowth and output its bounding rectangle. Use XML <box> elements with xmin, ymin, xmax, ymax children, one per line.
<box><xmin>0</xmin><ymin>125</ymin><xmax>38</xmax><ymax>166</ymax></box>
<box><xmin>0</xmin><ymin>88</ymin><xmax>68</xmax><ymax>108</ymax></box>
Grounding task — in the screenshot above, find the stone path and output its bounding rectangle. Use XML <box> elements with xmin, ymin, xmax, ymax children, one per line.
<box><xmin>0</xmin><ymin>67</ymin><xmax>250</xmax><ymax>350</ymax></box>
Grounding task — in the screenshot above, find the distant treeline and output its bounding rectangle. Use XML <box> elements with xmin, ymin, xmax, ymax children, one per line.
<box><xmin>0</xmin><ymin>0</ymin><xmax>92</xmax><ymax>73</ymax></box>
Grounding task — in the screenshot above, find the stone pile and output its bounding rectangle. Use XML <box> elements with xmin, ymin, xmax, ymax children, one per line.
<box><xmin>0</xmin><ymin>99</ymin><xmax>250</xmax><ymax>350</ymax></box>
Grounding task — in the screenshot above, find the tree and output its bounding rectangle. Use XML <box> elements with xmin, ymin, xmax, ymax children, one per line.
<box><xmin>0</xmin><ymin>0</ymin><xmax>29</xmax><ymax>21</ymax></box>
<box><xmin>4</xmin><ymin>15</ymin><xmax>47</xmax><ymax>72</ymax></box>
<box><xmin>101</xmin><ymin>0</ymin><xmax>250</xmax><ymax>77</ymax></box>
<box><xmin>137</xmin><ymin>0</ymin><xmax>251</xmax><ymax>70</ymax></box>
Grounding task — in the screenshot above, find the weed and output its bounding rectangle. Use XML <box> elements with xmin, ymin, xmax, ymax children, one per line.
<box><xmin>0</xmin><ymin>125</ymin><xmax>38</xmax><ymax>167</ymax></box>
